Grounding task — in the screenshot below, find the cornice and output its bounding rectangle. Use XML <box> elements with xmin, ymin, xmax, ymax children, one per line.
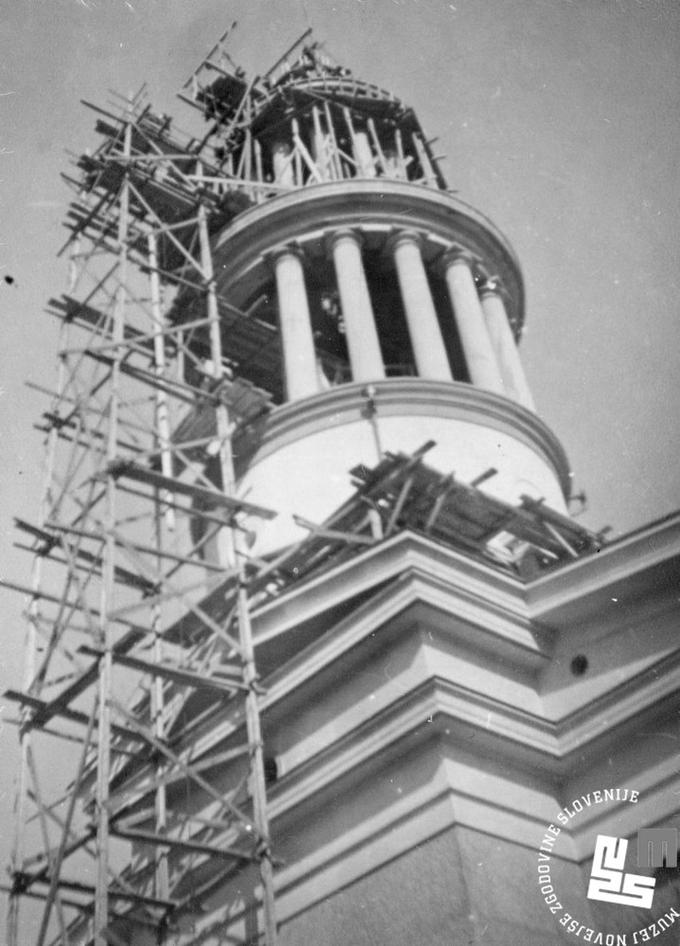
<box><xmin>253</xmin><ymin>530</ymin><xmax>529</xmax><ymax>646</ymax></box>
<box><xmin>241</xmin><ymin>378</ymin><xmax>572</xmax><ymax>498</ymax></box>
<box><xmin>267</xmin><ymin>670</ymin><xmax>680</xmax><ymax>820</ymax></box>
<box><xmin>174</xmin><ymin>567</ymin><xmax>544</xmax><ymax>766</ymax></box>
<box><xmin>551</xmin><ymin>647</ymin><xmax>680</xmax><ymax>756</ymax></box>
<box><xmin>527</xmin><ymin>510</ymin><xmax>680</xmax><ymax>624</ymax></box>
<box><xmin>212</xmin><ymin>178</ymin><xmax>525</xmax><ymax>333</ymax></box>
<box><xmin>261</xmin><ymin>569</ymin><xmax>549</xmax><ymax>693</ymax></box>
<box><xmin>107</xmin><ymin>615</ymin><xmax>680</xmax><ymax>831</ymax></box>
<box><xmin>264</xmin><ymin>634</ymin><xmax>680</xmax><ymax>791</ymax></box>
<box><xmin>169</xmin><ymin>567</ymin><xmax>680</xmax><ymax>787</ymax></box>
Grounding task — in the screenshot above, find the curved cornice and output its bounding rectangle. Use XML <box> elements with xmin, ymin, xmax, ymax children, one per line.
<box><xmin>260</xmin><ymin>75</ymin><xmax>406</xmax><ymax>112</ymax></box>
<box><xmin>213</xmin><ymin>179</ymin><xmax>525</xmax><ymax>334</ymax></box>
<box><xmin>241</xmin><ymin>379</ymin><xmax>571</xmax><ymax>498</ymax></box>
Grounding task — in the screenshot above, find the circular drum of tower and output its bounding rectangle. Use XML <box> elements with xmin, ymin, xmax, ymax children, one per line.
<box><xmin>209</xmin><ymin>179</ymin><xmax>571</xmax><ymax>553</ymax></box>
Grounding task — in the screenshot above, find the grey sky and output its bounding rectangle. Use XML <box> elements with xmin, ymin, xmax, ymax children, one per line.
<box><xmin>1</xmin><ymin>0</ymin><xmax>679</xmax><ymax>936</ymax></box>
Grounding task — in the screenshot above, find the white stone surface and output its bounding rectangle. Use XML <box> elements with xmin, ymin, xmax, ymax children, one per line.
<box><xmin>241</xmin><ymin>410</ymin><xmax>568</xmax><ymax>554</ymax></box>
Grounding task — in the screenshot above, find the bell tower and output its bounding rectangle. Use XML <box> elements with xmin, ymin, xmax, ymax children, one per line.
<box><xmin>154</xmin><ymin>37</ymin><xmax>606</xmax><ymax>944</ymax></box>
<box><xmin>183</xmin><ymin>33</ymin><xmax>571</xmax><ymax>560</ymax></box>
<box><xmin>23</xmin><ymin>27</ymin><xmax>680</xmax><ymax>946</ymax></box>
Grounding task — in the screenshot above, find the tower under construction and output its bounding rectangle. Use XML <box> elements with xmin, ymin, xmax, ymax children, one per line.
<box><xmin>5</xmin><ymin>26</ymin><xmax>680</xmax><ymax>946</ymax></box>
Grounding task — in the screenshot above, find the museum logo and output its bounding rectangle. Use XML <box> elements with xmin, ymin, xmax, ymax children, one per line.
<box><xmin>587</xmin><ymin>834</ymin><xmax>655</xmax><ymax>909</ymax></box>
<box><xmin>587</xmin><ymin>827</ymin><xmax>679</xmax><ymax>910</ymax></box>
<box><xmin>536</xmin><ymin>788</ymin><xmax>679</xmax><ymax>943</ymax></box>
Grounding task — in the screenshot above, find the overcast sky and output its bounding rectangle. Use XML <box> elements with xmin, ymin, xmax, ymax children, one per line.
<box><xmin>1</xmin><ymin>0</ymin><xmax>679</xmax><ymax>935</ymax></box>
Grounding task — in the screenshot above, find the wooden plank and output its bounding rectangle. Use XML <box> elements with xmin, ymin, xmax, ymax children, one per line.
<box><xmin>0</xmin><ymin>579</ymin><xmax>106</xmax><ymax>616</ymax></box>
<box><xmin>107</xmin><ymin>744</ymin><xmax>250</xmax><ymax>811</ymax></box>
<box><xmin>79</xmin><ymin>645</ymin><xmax>246</xmax><ymax>694</ymax></box>
<box><xmin>385</xmin><ymin>473</ymin><xmax>416</xmax><ymax>536</ymax></box>
<box><xmin>111</xmin><ymin>696</ymin><xmax>256</xmax><ymax>832</ymax></box>
<box><xmin>5</xmin><ymin>625</ymin><xmax>144</xmax><ymax>732</ymax></box>
<box><xmin>44</xmin><ymin>521</ymin><xmax>227</xmax><ymax>573</ymax></box>
<box><xmin>0</xmin><ymin>882</ymin><xmax>92</xmax><ymax>912</ymax></box>
<box><xmin>470</xmin><ymin>467</ymin><xmax>497</xmax><ymax>488</ymax></box>
<box><xmin>106</xmin><ymin>462</ymin><xmax>276</xmax><ymax>519</ymax></box>
<box><xmin>3</xmin><ymin>691</ymin><xmax>147</xmax><ymax>744</ymax></box>
<box><xmin>27</xmin><ymin>875</ymin><xmax>176</xmax><ymax>910</ymax></box>
<box><xmin>263</xmin><ymin>27</ymin><xmax>313</xmax><ymax>80</ymax></box>
<box><xmin>14</xmin><ymin>519</ymin><xmax>156</xmax><ymax>594</ymax></box>
<box><xmin>424</xmin><ymin>474</ymin><xmax>456</xmax><ymax>533</ymax></box>
<box><xmin>519</xmin><ymin>494</ymin><xmax>600</xmax><ymax>545</ymax></box>
<box><xmin>292</xmin><ymin>515</ymin><xmax>374</xmax><ymax>547</ymax></box>
<box><xmin>109</xmin><ymin>825</ymin><xmax>251</xmax><ymax>862</ymax></box>
<box><xmin>83</xmin><ymin>349</ymin><xmax>202</xmax><ymax>407</ymax></box>
<box><xmin>543</xmin><ymin>521</ymin><xmax>579</xmax><ymax>559</ymax></box>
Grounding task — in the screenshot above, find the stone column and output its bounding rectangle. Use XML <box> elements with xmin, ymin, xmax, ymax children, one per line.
<box><xmin>390</xmin><ymin>231</ymin><xmax>453</xmax><ymax>382</ymax></box>
<box><xmin>353</xmin><ymin>131</ymin><xmax>376</xmax><ymax>178</ymax></box>
<box><xmin>312</xmin><ymin>130</ymin><xmax>327</xmax><ymax>179</ymax></box>
<box><xmin>383</xmin><ymin>148</ymin><xmax>404</xmax><ymax>180</ymax></box>
<box><xmin>441</xmin><ymin>251</ymin><xmax>504</xmax><ymax>394</ymax></box>
<box><xmin>273</xmin><ymin>246</ymin><xmax>319</xmax><ymax>401</ymax></box>
<box><xmin>329</xmin><ymin>229</ymin><xmax>385</xmax><ymax>382</ymax></box>
<box><xmin>480</xmin><ymin>281</ymin><xmax>535</xmax><ymax>410</ymax></box>
<box><xmin>272</xmin><ymin>141</ymin><xmax>294</xmax><ymax>188</ymax></box>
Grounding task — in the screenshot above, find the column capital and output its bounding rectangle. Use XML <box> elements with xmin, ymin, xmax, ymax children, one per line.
<box><xmin>384</xmin><ymin>228</ymin><xmax>424</xmax><ymax>257</ymax></box>
<box><xmin>325</xmin><ymin>227</ymin><xmax>365</xmax><ymax>255</ymax></box>
<box><xmin>437</xmin><ymin>245</ymin><xmax>478</xmax><ymax>274</ymax></box>
<box><xmin>478</xmin><ymin>275</ymin><xmax>506</xmax><ymax>299</ymax></box>
<box><xmin>268</xmin><ymin>242</ymin><xmax>307</xmax><ymax>270</ymax></box>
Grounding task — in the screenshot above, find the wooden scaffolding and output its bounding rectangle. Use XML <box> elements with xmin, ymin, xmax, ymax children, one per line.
<box><xmin>3</xmin><ymin>62</ymin><xmax>285</xmax><ymax>946</ymax></box>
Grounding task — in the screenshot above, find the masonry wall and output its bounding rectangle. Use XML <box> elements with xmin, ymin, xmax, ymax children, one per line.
<box><xmin>277</xmin><ymin>826</ymin><xmax>576</xmax><ymax>946</ymax></box>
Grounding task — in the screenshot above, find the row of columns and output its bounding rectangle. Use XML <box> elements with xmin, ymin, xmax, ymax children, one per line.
<box><xmin>272</xmin><ymin>229</ymin><xmax>534</xmax><ymax>410</ymax></box>
<box><xmin>272</xmin><ymin>129</ymin><xmax>402</xmax><ymax>187</ymax></box>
